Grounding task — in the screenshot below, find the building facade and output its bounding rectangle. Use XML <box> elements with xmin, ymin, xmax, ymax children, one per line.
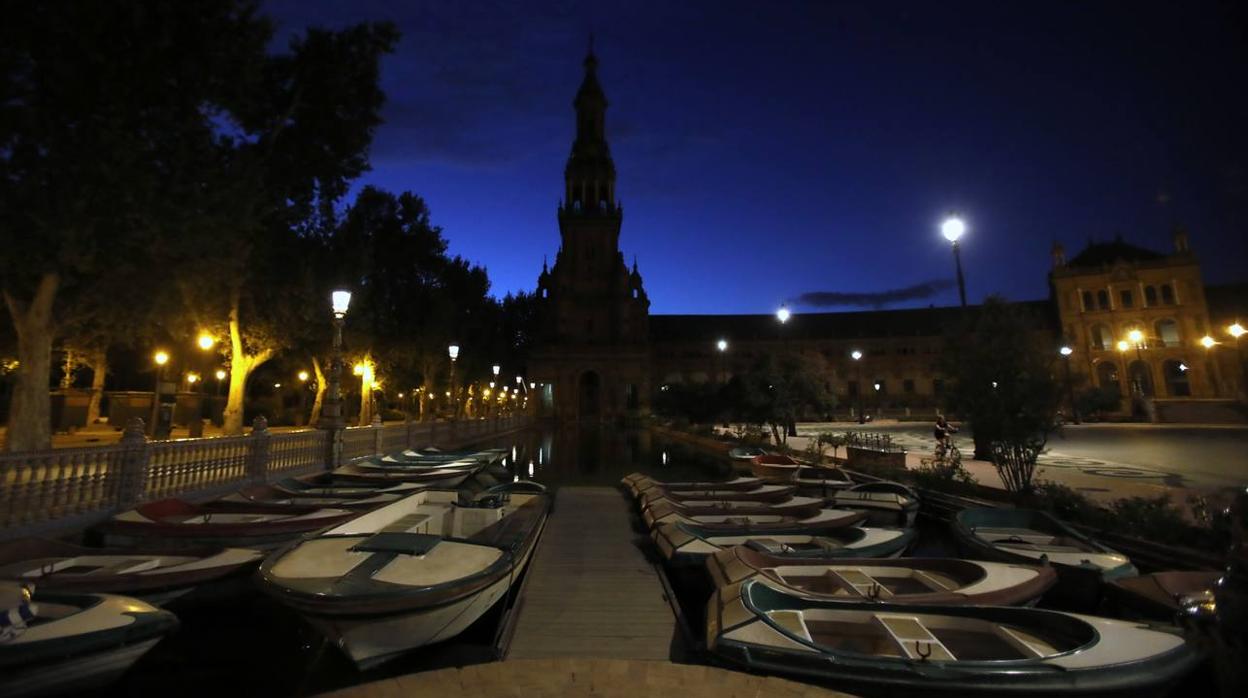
<box><xmin>531</xmin><ymin>51</ymin><xmax>1245</xmax><ymax>423</ymax></box>
<box><xmin>529</xmin><ymin>49</ymin><xmax>651</xmax><ymax>421</ymax></box>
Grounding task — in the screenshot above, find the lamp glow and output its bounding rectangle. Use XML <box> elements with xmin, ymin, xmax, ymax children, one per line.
<box><xmin>273</xmin><ymin>383</ymin><xmax>281</xmax><ymax>388</ymax></box>
<box><xmin>215</xmin><ymin>369</ymin><xmax>226</xmax><ymax>381</ymax></box>
<box><xmin>331</xmin><ymin>290</ymin><xmax>352</xmax><ymax>318</ymax></box>
<box><xmin>353</xmin><ymin>363</ymin><xmax>365</xmax><ymax>376</ymax></box>
<box><xmin>153</xmin><ymin>351</ymin><xmax>169</xmax><ymax>366</ymax></box>
<box><xmin>1116</xmin><ymin>340</ymin><xmax>1130</xmax><ymax>352</ymax></box>
<box><xmin>186</xmin><ymin>373</ymin><xmax>199</xmax><ymax>384</ymax></box>
<box><xmin>492</xmin><ymin>364</ymin><xmax>500</xmax><ymax>376</ymax></box>
<box><xmin>851</xmin><ymin>350</ymin><xmax>862</xmax><ymax>361</ymax></box>
<box><xmin>1230</xmin><ymin>323</ymin><xmax>1246</xmax><ymax>339</ymax></box>
<box><xmin>448</xmin><ymin>344</ymin><xmax>459</xmax><ymax>361</ymax></box>
<box><xmin>297</xmin><ymin>370</ymin><xmax>309</xmax><ymax>382</ymax></box>
<box><xmin>1128</xmin><ymin>329</ymin><xmax>1144</xmax><ymax>344</ymax></box>
<box><xmin>716</xmin><ymin>339</ymin><xmax>728</xmax><ymax>352</ymax></box>
<box><xmin>1201</xmin><ymin>336</ymin><xmax>1216</xmax><ymax>349</ymax></box>
<box><xmin>197</xmin><ymin>333</ymin><xmax>215</xmax><ymax>350</ymax></box>
<box><xmin>776</xmin><ymin>306</ymin><xmax>791</xmax><ymax>324</ymax></box>
<box><xmin>1059</xmin><ymin>346</ymin><xmax>1073</xmax><ymax>356</ymax></box>
<box><xmin>941</xmin><ymin>216</ymin><xmax>966</xmax><ymax>242</ymax></box>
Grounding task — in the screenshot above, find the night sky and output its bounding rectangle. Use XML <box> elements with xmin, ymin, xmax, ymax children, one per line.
<box><xmin>265</xmin><ymin>1</ymin><xmax>1248</xmax><ymax>314</ymax></box>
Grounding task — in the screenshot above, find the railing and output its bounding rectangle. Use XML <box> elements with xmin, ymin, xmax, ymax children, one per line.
<box><xmin>0</xmin><ymin>414</ymin><xmax>531</xmax><ymax>538</ymax></box>
<box><xmin>844</xmin><ymin>431</ymin><xmax>904</xmax><ymax>453</ymax></box>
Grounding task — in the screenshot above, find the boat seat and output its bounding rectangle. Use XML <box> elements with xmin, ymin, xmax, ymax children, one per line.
<box><xmin>95</xmin><ymin>558</ymin><xmax>163</xmax><ymax>576</ymax></box>
<box><xmin>767</xmin><ymin>610</ymin><xmax>813</xmax><ymax>642</ymax></box>
<box><xmin>350</xmin><ymin>532</ymin><xmax>442</xmax><ymax>556</ymax></box>
<box><xmin>829</xmin><ymin>569</ymin><xmax>894</xmax><ymax>599</ymax></box>
<box><xmin>912</xmin><ymin>570</ymin><xmax>956</xmax><ymax>592</ymax></box>
<box><xmin>380</xmin><ymin>512</ymin><xmax>432</xmax><ymax>534</ymax></box>
<box><xmin>993</xmin><ymin>624</ymin><xmax>1053</xmax><ymax>658</ymax></box>
<box><xmin>872</xmin><ymin>614</ymin><xmax>956</xmax><ymax>661</ymax></box>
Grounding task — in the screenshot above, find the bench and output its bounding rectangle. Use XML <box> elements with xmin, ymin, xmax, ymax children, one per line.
<box><xmin>873</xmin><ymin>614</ymin><xmax>956</xmax><ymax>661</ymax></box>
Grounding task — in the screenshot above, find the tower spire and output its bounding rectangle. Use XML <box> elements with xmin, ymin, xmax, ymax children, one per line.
<box><xmin>561</xmin><ymin>42</ymin><xmax>616</xmax><ymax>218</ymax></box>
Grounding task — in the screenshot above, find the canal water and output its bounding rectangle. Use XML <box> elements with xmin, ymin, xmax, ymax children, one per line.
<box><xmin>88</xmin><ymin>425</ymin><xmax>1211</xmax><ymax>697</ymax></box>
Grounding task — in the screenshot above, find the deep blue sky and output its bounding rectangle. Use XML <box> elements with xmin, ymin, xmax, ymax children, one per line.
<box><xmin>266</xmin><ymin>1</ymin><xmax>1248</xmax><ymax>314</ymax></box>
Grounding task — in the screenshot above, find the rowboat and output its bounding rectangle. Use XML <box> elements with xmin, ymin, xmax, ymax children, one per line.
<box><xmin>707</xmin><ymin>579</ymin><xmax>1199</xmax><ymax>697</ymax></box>
<box><xmin>272</xmin><ymin>474</ymin><xmax>425</xmax><ymax>499</ymax></box>
<box><xmin>1105</xmin><ymin>570</ymin><xmax>1221</xmax><ymax>621</ymax></box>
<box><xmin>354</xmin><ymin>457</ymin><xmax>480</xmax><ymax>472</ymax></box>
<box><xmin>794</xmin><ymin>466</ymin><xmax>855</xmax><ymax>494</ymax></box>
<box><xmin>750</xmin><ymin>454</ymin><xmax>803</xmax><ymax>483</ymax></box>
<box><xmin>94</xmin><ymin>498</ymin><xmax>355</xmax><ymax>550</ymax></box>
<box><xmin>706</xmin><ymin>545</ymin><xmax>1057</xmax><ymax>606</ymax></box>
<box><xmin>832</xmin><ymin>482</ymin><xmax>920</xmax><ymax>527</ymax></box>
<box><xmin>639</xmin><ymin>483</ymin><xmax>798</xmax><ymax>506</ymax></box>
<box><xmin>620</xmin><ymin>473</ymin><xmax>765</xmax><ymax>498</ymax></box>
<box><xmin>258</xmin><ymin>486</ymin><xmax>549</xmax><ymax>669</ymax></box>
<box><xmin>330</xmin><ymin>462</ymin><xmax>479</xmax><ymax>487</ymax></box>
<box><xmin>653</xmin><ymin>520</ymin><xmax>912</xmax><ymax>567</ymax></box>
<box><xmin>729</xmin><ymin>446</ymin><xmax>768</xmax><ymax>461</ymax></box>
<box><xmin>401</xmin><ymin>447</ymin><xmax>507</xmax><ymax>465</ymax></box>
<box><xmin>0</xmin><ymin>538</ymin><xmax>263</xmax><ymax>606</ymax></box>
<box><xmin>215</xmin><ymin>485</ymin><xmax>406</xmax><ymax>511</ymax></box>
<box><xmin>641</xmin><ymin>496</ymin><xmax>828</xmax><ymax>529</ymax></box>
<box><xmin>952</xmin><ymin>508</ymin><xmax>1137</xmax><ymax>609</ymax></box>
<box><xmin>1</xmin><ymin>582</ymin><xmax>179</xmax><ymax>698</ymax></box>
<box><xmin>642</xmin><ymin>506</ymin><xmax>864</xmax><ymax>537</ymax></box>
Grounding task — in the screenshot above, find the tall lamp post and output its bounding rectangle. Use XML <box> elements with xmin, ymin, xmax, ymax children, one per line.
<box><xmin>873</xmin><ymin>382</ymin><xmax>882</xmax><ymax>420</ymax></box>
<box><xmin>448</xmin><ymin>344</ymin><xmax>460</xmax><ymax>419</ymax></box>
<box><xmin>318</xmin><ymin>289</ymin><xmax>351</xmax><ymax>429</ymax></box>
<box><xmin>491</xmin><ymin>364</ymin><xmax>500</xmax><ymax>418</ymax></box>
<box><xmin>941</xmin><ymin>215</ymin><xmax>968</xmax><ymax>308</ymax></box>
<box><xmin>1059</xmin><ymin>345</ymin><xmax>1080</xmax><ymax>424</ymax></box>
<box><xmin>1201</xmin><ymin>335</ymin><xmax>1223</xmax><ymax>397</ymax></box>
<box><xmin>776</xmin><ymin>306</ymin><xmax>797</xmax><ymax>437</ymax></box>
<box><xmin>297</xmin><ymin>370</ymin><xmax>310</xmax><ymax>425</ymax></box>
<box><xmin>851</xmin><ymin>349</ymin><xmax>864</xmax><ymax>424</ymax></box>
<box><xmin>149</xmin><ymin>350</ymin><xmax>169</xmax><ymax>436</ymax></box>
<box><xmin>716</xmin><ymin>338</ymin><xmax>728</xmax><ymax>383</ymax></box>
<box><xmin>1229</xmin><ymin>323</ymin><xmax>1246</xmax><ymax>399</ymax></box>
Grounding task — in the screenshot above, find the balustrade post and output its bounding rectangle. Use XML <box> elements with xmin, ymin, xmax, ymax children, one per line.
<box><xmin>249</xmin><ymin>416</ymin><xmax>270</xmax><ymax>483</ymax></box>
<box><xmin>116</xmin><ymin>418</ymin><xmax>151</xmax><ymax>509</ymax></box>
<box><xmin>372</xmin><ymin>413</ymin><xmax>384</xmax><ymax>456</ymax></box>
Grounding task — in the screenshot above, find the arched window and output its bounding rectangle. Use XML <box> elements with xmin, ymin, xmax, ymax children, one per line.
<box><xmin>1154</xmin><ymin>319</ymin><xmax>1180</xmax><ymax>347</ymax></box>
<box><xmin>1163</xmin><ymin>359</ymin><xmax>1191</xmax><ymax>396</ymax></box>
<box><xmin>1161</xmin><ymin>284</ymin><xmax>1175</xmax><ymax>304</ymax></box>
<box><xmin>1096</xmin><ymin>361</ymin><xmax>1121</xmax><ymax>396</ymax></box>
<box><xmin>1082</xmin><ymin>291</ymin><xmax>1094</xmax><ymax>312</ymax></box>
<box><xmin>1091</xmin><ymin>324</ymin><xmax>1113</xmax><ymax>351</ymax></box>
<box><xmin>1144</xmin><ymin>286</ymin><xmax>1158</xmax><ymax>306</ymax></box>
<box><xmin>1097</xmin><ymin>290</ymin><xmax>1110</xmax><ymax>310</ymax></box>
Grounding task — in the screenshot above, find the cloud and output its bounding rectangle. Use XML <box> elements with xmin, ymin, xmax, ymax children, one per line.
<box><xmin>792</xmin><ymin>280</ymin><xmax>955</xmax><ymax>309</ymax></box>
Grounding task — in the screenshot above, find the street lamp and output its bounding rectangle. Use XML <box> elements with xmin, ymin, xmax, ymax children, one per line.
<box><xmin>149</xmin><ymin>351</ymin><xmax>169</xmax><ymax>436</ymax></box>
<box><xmin>776</xmin><ymin>306</ymin><xmax>791</xmax><ymax>324</ymax></box>
<box><xmin>716</xmin><ymin>338</ymin><xmax>728</xmax><ymax>383</ymax></box>
<box><xmin>448</xmin><ymin>344</ymin><xmax>460</xmax><ymax>419</ymax></box>
<box><xmin>1058</xmin><ymin>345</ymin><xmax>1080</xmax><ymax>424</ymax></box>
<box><xmin>197</xmin><ymin>333</ymin><xmax>215</xmax><ymax>351</ymax></box>
<box><xmin>851</xmin><ymin>349</ymin><xmax>864</xmax><ymax>424</ymax></box>
<box><xmin>214</xmin><ymin>369</ymin><xmax>227</xmax><ymax>396</ymax></box>
<box><xmin>941</xmin><ymin>215</ymin><xmax>968</xmax><ymax>307</ymax></box>
<box><xmin>318</xmin><ymin>289</ymin><xmax>351</xmax><ymax>429</ymax></box>
<box><xmin>1229</xmin><ymin>323</ymin><xmax>1247</xmax><ymax>399</ymax></box>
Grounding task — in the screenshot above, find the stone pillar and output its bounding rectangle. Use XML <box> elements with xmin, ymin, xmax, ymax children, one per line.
<box><xmin>116</xmin><ymin>418</ymin><xmax>150</xmax><ymax>510</ymax></box>
<box><xmin>248</xmin><ymin>415</ymin><xmax>270</xmax><ymax>483</ymax></box>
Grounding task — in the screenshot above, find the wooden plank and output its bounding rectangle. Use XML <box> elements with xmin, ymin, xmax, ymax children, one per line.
<box><xmin>507</xmin><ymin>486</ymin><xmax>676</xmax><ymax>660</ymax></box>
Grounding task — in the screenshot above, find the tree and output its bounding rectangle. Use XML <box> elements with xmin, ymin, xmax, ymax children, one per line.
<box><xmin>730</xmin><ymin>352</ymin><xmax>835</xmax><ymax>446</ymax></box>
<box><xmin>0</xmin><ymin>1</ymin><xmax>277</xmax><ymax>450</ymax></box>
<box><xmin>941</xmin><ymin>297</ymin><xmax>1062</xmax><ymax>496</ymax></box>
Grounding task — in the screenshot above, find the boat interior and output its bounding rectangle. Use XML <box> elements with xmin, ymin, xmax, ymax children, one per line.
<box><xmin>0</xmin><ymin>554</ymin><xmax>197</xmax><ymax>580</ymax></box>
<box><xmin>768</xmin><ymin>565</ymin><xmax>967</xmax><ymax>598</ymax></box>
<box><xmin>759</xmin><ymin>606</ymin><xmax>1087</xmax><ymax>662</ymax></box>
<box><xmin>728</xmin><ymin>532</ymin><xmax>866</xmax><ymax>553</ymax></box>
<box><xmin>973</xmin><ymin>526</ymin><xmax>1097</xmax><ymax>554</ymax></box>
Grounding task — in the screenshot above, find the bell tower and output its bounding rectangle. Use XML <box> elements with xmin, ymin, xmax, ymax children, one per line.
<box><xmin>530</xmin><ymin>45</ymin><xmax>651</xmax><ymax>421</ymax></box>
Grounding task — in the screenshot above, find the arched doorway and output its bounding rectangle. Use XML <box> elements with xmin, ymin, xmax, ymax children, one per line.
<box><xmin>1096</xmin><ymin>361</ymin><xmax>1121</xmax><ymax>396</ymax></box>
<box><xmin>1163</xmin><ymin>359</ymin><xmax>1191</xmax><ymax>396</ymax></box>
<box><xmin>1128</xmin><ymin>360</ymin><xmax>1154</xmax><ymax>397</ymax></box>
<box><xmin>578</xmin><ymin>370</ymin><xmax>601</xmax><ymax>419</ymax></box>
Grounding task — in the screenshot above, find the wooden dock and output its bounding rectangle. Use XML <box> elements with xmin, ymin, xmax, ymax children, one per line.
<box><xmin>505</xmin><ymin>486</ymin><xmax>677</xmax><ymax>660</ymax></box>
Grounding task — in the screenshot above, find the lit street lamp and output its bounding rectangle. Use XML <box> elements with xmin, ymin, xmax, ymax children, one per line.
<box><xmin>214</xmin><ymin>369</ymin><xmax>227</xmax><ymax>396</ymax></box>
<box><xmin>851</xmin><ymin>349</ymin><xmax>864</xmax><ymax>424</ymax></box>
<box><xmin>448</xmin><ymin>344</ymin><xmax>460</xmax><ymax>419</ymax></box>
<box><xmin>716</xmin><ymin>338</ymin><xmax>728</xmax><ymax>383</ymax></box>
<box><xmin>318</xmin><ymin>289</ymin><xmax>351</xmax><ymax>429</ymax></box>
<box><xmin>149</xmin><ymin>350</ymin><xmax>169</xmax><ymax>436</ymax></box>
<box><xmin>297</xmin><ymin>370</ymin><xmax>310</xmax><ymax>425</ymax></box>
<box><xmin>197</xmin><ymin>333</ymin><xmax>215</xmax><ymax>351</ymax></box>
<box><xmin>776</xmin><ymin>305</ymin><xmax>791</xmax><ymax>324</ymax></box>
<box><xmin>1059</xmin><ymin>345</ymin><xmax>1080</xmax><ymax>424</ymax></box>
<box><xmin>1228</xmin><ymin>323</ymin><xmax>1246</xmax><ymax>399</ymax></box>
<box><xmin>941</xmin><ymin>215</ymin><xmax>968</xmax><ymax>307</ymax></box>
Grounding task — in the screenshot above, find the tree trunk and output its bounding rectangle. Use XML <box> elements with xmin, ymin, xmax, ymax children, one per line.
<box><xmin>221</xmin><ymin>292</ymin><xmax>272</xmax><ymax>436</ymax></box>
<box><xmin>309</xmin><ymin>355</ymin><xmax>326</xmax><ymax>425</ymax></box>
<box><xmin>3</xmin><ymin>274</ymin><xmax>59</xmax><ymax>452</ymax></box>
<box><xmin>769</xmin><ymin>422</ymin><xmax>782</xmax><ymax>446</ymax></box>
<box><xmin>86</xmin><ymin>349</ymin><xmax>107</xmax><ymax>425</ymax></box>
